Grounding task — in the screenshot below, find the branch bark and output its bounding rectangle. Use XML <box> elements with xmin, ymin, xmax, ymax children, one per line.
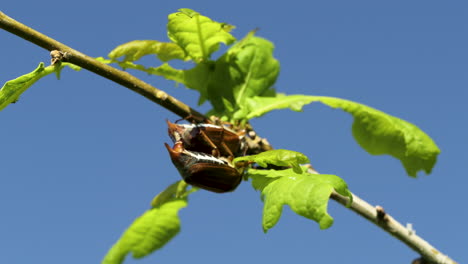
<box><xmin>331</xmin><ymin>191</ymin><xmax>457</xmax><ymax>264</ymax></box>
<box><xmin>0</xmin><ymin>11</ymin><xmax>457</xmax><ymax>264</ymax></box>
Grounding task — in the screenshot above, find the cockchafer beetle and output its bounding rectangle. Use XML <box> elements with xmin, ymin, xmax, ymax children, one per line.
<box><xmin>164</xmin><ymin>141</ymin><xmax>242</xmax><ymax>193</ymax></box>
<box><xmin>166</xmin><ymin>119</ymin><xmax>246</xmax><ymax>158</ymax></box>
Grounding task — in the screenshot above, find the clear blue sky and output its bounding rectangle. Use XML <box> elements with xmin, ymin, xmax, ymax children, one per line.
<box><xmin>1</xmin><ymin>1</ymin><xmax>466</xmax><ymax>263</ymax></box>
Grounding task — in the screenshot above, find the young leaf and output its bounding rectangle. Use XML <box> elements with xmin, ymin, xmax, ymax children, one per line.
<box><xmin>102</xmin><ymin>199</ymin><xmax>187</xmax><ymax>264</ymax></box>
<box><xmin>203</xmin><ymin>33</ymin><xmax>280</xmax><ymax>116</ymax></box>
<box><xmin>206</xmin><ymin>33</ymin><xmax>279</xmax><ymax>116</ymax></box>
<box><xmin>134</xmin><ymin>62</ymin><xmax>213</xmax><ymax>105</ymax></box>
<box><xmin>167</xmin><ymin>8</ymin><xmax>236</xmax><ymax>61</ymax></box>
<box><xmin>142</xmin><ymin>32</ymin><xmax>279</xmax><ymax>115</ymax></box>
<box><xmin>0</xmin><ymin>62</ymin><xmax>78</xmax><ymax>111</ymax></box>
<box><xmin>234</xmin><ymin>149</ymin><xmax>309</xmax><ymax>174</ymax></box>
<box><xmin>239</xmin><ymin>94</ymin><xmax>440</xmax><ymax>177</ymax></box>
<box><xmin>150</xmin><ymin>180</ymin><xmax>191</xmax><ymax>207</ymax></box>
<box><xmin>227</xmin><ymin>33</ymin><xmax>280</xmax><ymax>106</ymax></box>
<box><xmin>248</xmin><ymin>168</ymin><xmax>352</xmax><ymax>231</ymax></box>
<box><xmin>103</xmin><ymin>180</ymin><xmax>196</xmax><ymax>264</ymax></box>
<box><xmin>147</xmin><ymin>63</ymin><xmax>186</xmax><ymax>81</ymax></box>
<box><xmin>108</xmin><ymin>40</ymin><xmax>186</xmax><ymax>62</ymax></box>
<box><xmin>318</xmin><ymin>96</ymin><xmax>440</xmax><ymax>177</ymax></box>
<box><xmin>242</xmin><ymin>93</ymin><xmax>318</xmax><ymax>120</ymax></box>
<box><xmin>0</xmin><ymin>63</ymin><xmax>45</xmax><ymax>110</ymax></box>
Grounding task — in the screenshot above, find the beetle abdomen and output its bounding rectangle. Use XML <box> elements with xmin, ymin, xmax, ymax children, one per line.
<box><xmin>164</xmin><ymin>142</ymin><xmax>242</xmax><ymax>193</ymax></box>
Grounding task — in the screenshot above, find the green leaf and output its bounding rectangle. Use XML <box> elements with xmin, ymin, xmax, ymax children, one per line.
<box><xmin>249</xmin><ymin>168</ymin><xmax>352</xmax><ymax>231</ymax></box>
<box><xmin>243</xmin><ymin>93</ymin><xmax>317</xmax><ymax>120</ymax></box>
<box><xmin>102</xmin><ymin>200</ymin><xmax>187</xmax><ymax>264</ymax></box>
<box><xmin>95</xmin><ymin>57</ymin><xmax>114</xmax><ymax>64</ymax></box>
<box><xmin>234</xmin><ymin>149</ymin><xmax>310</xmax><ymax>173</ymax></box>
<box><xmin>144</xmin><ymin>32</ymin><xmax>279</xmax><ymax>115</ymax></box>
<box><xmin>98</xmin><ymin>60</ymin><xmax>191</xmax><ymax>86</ymax></box>
<box><xmin>125</xmin><ymin>62</ymin><xmax>183</xmax><ymax>79</ymax></box>
<box><xmin>114</xmin><ymin>61</ymin><xmax>215</xmax><ymax>106</ymax></box>
<box><xmin>142</xmin><ymin>62</ymin><xmax>214</xmax><ymax>106</ymax></box>
<box><xmin>167</xmin><ymin>8</ymin><xmax>236</xmax><ymax>61</ymax></box>
<box><xmin>240</xmin><ymin>94</ymin><xmax>440</xmax><ymax>176</ymax></box>
<box><xmin>108</xmin><ymin>40</ymin><xmax>186</xmax><ymax>62</ymax></box>
<box><xmin>136</xmin><ymin>62</ymin><xmax>213</xmax><ymax>105</ymax></box>
<box><xmin>203</xmin><ymin>33</ymin><xmax>280</xmax><ymax>116</ymax></box>
<box><xmin>0</xmin><ymin>63</ymin><xmax>46</xmax><ymax>110</ymax></box>
<box><xmin>0</xmin><ymin>62</ymin><xmax>78</xmax><ymax>111</ymax></box>
<box><xmin>151</xmin><ymin>180</ymin><xmax>194</xmax><ymax>207</ymax></box>
<box><xmin>147</xmin><ymin>63</ymin><xmax>186</xmax><ymax>81</ymax></box>
<box><xmin>227</xmin><ymin>33</ymin><xmax>280</xmax><ymax>106</ymax></box>
<box><xmin>318</xmin><ymin>96</ymin><xmax>440</xmax><ymax>177</ymax></box>
<box><xmin>102</xmin><ymin>181</ymin><xmax>196</xmax><ymax>264</ymax></box>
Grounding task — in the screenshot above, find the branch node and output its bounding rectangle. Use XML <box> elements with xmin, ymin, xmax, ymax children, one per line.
<box><xmin>155</xmin><ymin>90</ymin><xmax>168</xmax><ymax>100</ymax></box>
<box><xmin>406</xmin><ymin>222</ymin><xmax>416</xmax><ymax>236</ymax></box>
<box><xmin>375</xmin><ymin>205</ymin><xmax>388</xmax><ymax>223</ymax></box>
<box><xmin>50</xmin><ymin>50</ymin><xmax>68</xmax><ymax>65</ymax></box>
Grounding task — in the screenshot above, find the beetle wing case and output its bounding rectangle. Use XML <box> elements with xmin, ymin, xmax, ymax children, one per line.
<box><xmin>185</xmin><ymin>163</ymin><xmax>242</xmax><ymax>193</ymax></box>
<box><xmin>164</xmin><ymin>142</ymin><xmax>242</xmax><ymax>193</ymax></box>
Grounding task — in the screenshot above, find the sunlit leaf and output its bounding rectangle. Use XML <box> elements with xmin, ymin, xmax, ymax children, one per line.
<box><xmin>139</xmin><ymin>62</ymin><xmax>214</xmax><ymax>106</ymax></box>
<box><xmin>150</xmin><ymin>180</ymin><xmax>190</xmax><ymax>207</ymax></box>
<box><xmin>97</xmin><ymin>60</ymin><xmax>188</xmax><ymax>83</ymax></box>
<box><xmin>248</xmin><ymin>168</ymin><xmax>352</xmax><ymax>231</ymax></box>
<box><xmin>318</xmin><ymin>96</ymin><xmax>440</xmax><ymax>177</ymax></box>
<box><xmin>142</xmin><ymin>32</ymin><xmax>279</xmax><ymax>115</ymax></box>
<box><xmin>108</xmin><ymin>40</ymin><xmax>186</xmax><ymax>62</ymax></box>
<box><xmin>239</xmin><ymin>94</ymin><xmax>440</xmax><ymax>176</ymax></box>
<box><xmin>242</xmin><ymin>94</ymin><xmax>317</xmax><ymax>120</ymax></box>
<box><xmin>234</xmin><ymin>149</ymin><xmax>309</xmax><ymax>173</ymax></box>
<box><xmin>167</xmin><ymin>8</ymin><xmax>235</xmax><ymax>61</ymax></box>
<box><xmin>227</xmin><ymin>33</ymin><xmax>280</xmax><ymax>105</ymax></box>
<box><xmin>0</xmin><ymin>62</ymin><xmax>78</xmax><ymax>111</ymax></box>
<box><xmin>101</xmin><ymin>180</ymin><xmax>197</xmax><ymax>264</ymax></box>
<box><xmin>147</xmin><ymin>63</ymin><xmax>185</xmax><ymax>82</ymax></box>
<box><xmin>95</xmin><ymin>57</ymin><xmax>113</xmax><ymax>64</ymax></box>
<box><xmin>102</xmin><ymin>199</ymin><xmax>187</xmax><ymax>264</ymax></box>
<box><xmin>206</xmin><ymin>33</ymin><xmax>279</xmax><ymax>116</ymax></box>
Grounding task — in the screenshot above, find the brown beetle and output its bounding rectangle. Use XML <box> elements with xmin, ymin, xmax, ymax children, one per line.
<box><xmin>164</xmin><ymin>141</ymin><xmax>242</xmax><ymax>193</ymax></box>
<box><xmin>166</xmin><ymin>120</ymin><xmax>245</xmax><ymax>158</ymax></box>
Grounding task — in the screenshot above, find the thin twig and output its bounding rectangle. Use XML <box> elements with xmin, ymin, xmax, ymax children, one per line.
<box><xmin>0</xmin><ymin>11</ymin><xmax>458</xmax><ymax>264</ymax></box>
<box><xmin>0</xmin><ymin>11</ymin><xmax>206</xmax><ymax>122</ymax></box>
<box><xmin>331</xmin><ymin>192</ymin><xmax>457</xmax><ymax>264</ymax></box>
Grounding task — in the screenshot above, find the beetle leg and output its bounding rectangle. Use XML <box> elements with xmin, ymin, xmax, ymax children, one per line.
<box><xmin>198</xmin><ymin>130</ymin><xmax>222</xmax><ymax>157</ymax></box>
<box><xmin>219</xmin><ymin>142</ymin><xmax>235</xmax><ymax>160</ymax></box>
<box><xmin>217</xmin><ymin>126</ymin><xmax>235</xmax><ymax>159</ymax></box>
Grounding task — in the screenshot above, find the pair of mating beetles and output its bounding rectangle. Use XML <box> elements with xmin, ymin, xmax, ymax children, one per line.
<box><xmin>165</xmin><ymin>120</ymin><xmax>246</xmax><ymax>193</ymax></box>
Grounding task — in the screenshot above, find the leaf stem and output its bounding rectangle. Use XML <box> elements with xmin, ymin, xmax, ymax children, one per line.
<box><xmin>0</xmin><ymin>11</ymin><xmax>206</xmax><ymax>122</ymax></box>
<box><xmin>0</xmin><ymin>11</ymin><xmax>457</xmax><ymax>264</ymax></box>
